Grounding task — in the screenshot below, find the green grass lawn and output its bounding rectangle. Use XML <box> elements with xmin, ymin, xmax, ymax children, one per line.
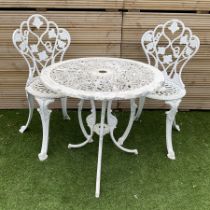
<box><xmin>0</xmin><ymin>109</ymin><xmax>210</xmax><ymax>210</ymax></box>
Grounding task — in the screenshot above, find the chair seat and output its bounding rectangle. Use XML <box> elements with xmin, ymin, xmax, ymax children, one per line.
<box><xmin>26</xmin><ymin>77</ymin><xmax>64</xmax><ymax>98</ymax></box>
<box><xmin>147</xmin><ymin>81</ymin><xmax>186</xmax><ymax>101</ymax></box>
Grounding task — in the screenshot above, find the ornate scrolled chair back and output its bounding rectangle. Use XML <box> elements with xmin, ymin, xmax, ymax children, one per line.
<box><xmin>141</xmin><ymin>19</ymin><xmax>200</xmax><ymax>88</ymax></box>
<box><xmin>12</xmin><ymin>14</ymin><xmax>71</xmax><ymax>84</ymax></box>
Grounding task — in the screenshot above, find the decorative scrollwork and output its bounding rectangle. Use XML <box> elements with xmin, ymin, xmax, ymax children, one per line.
<box><xmin>12</xmin><ymin>14</ymin><xmax>71</xmax><ymax>83</ymax></box>
<box><xmin>107</xmin><ymin>104</ymin><xmax>118</xmax><ymax>132</ymax></box>
<box><xmin>141</xmin><ymin>19</ymin><xmax>200</xmax><ymax>89</ymax></box>
<box><xmin>12</xmin><ymin>14</ymin><xmax>71</xmax><ymax>97</ymax></box>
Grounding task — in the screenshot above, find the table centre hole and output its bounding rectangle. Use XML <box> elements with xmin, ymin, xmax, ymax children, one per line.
<box><xmin>98</xmin><ymin>70</ymin><xmax>107</xmax><ymax>74</ymax></box>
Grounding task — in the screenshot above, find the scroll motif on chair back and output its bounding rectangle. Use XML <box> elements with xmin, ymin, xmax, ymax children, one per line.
<box><xmin>141</xmin><ymin>19</ymin><xmax>200</xmax><ymax>88</ymax></box>
<box><xmin>12</xmin><ymin>14</ymin><xmax>71</xmax><ymax>84</ymax></box>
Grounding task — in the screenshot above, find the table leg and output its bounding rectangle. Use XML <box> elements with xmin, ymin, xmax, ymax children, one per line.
<box><xmin>118</xmin><ymin>99</ymin><xmax>138</xmax><ymax>146</ymax></box>
<box><xmin>69</xmin><ymin>99</ymin><xmax>138</xmax><ymax>197</ymax></box>
<box><xmin>68</xmin><ymin>99</ymin><xmax>96</xmax><ymax>149</ymax></box>
<box><xmin>95</xmin><ymin>100</ymin><xmax>107</xmax><ymax>198</ymax></box>
<box><xmin>107</xmin><ymin>100</ymin><xmax>138</xmax><ymax>155</ymax></box>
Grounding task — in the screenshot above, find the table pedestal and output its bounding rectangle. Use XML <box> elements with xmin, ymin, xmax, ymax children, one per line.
<box><xmin>68</xmin><ymin>99</ymin><xmax>138</xmax><ymax>197</ymax></box>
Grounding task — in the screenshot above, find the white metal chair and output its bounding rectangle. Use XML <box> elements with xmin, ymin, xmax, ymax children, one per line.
<box><xmin>13</xmin><ymin>14</ymin><xmax>71</xmax><ymax>161</ymax></box>
<box><xmin>135</xmin><ymin>19</ymin><xmax>200</xmax><ymax>159</ymax></box>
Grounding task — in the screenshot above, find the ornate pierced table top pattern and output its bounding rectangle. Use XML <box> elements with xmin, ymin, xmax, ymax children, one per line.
<box><xmin>41</xmin><ymin>57</ymin><xmax>164</xmax><ymax>100</ymax></box>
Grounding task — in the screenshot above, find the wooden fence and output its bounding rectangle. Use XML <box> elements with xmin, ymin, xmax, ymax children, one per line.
<box><xmin>0</xmin><ymin>0</ymin><xmax>209</xmax><ymax>109</ymax></box>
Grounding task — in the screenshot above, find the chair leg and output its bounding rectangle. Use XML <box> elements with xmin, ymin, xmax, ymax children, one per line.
<box><xmin>165</xmin><ymin>99</ymin><xmax>182</xmax><ymax>160</ymax></box>
<box><xmin>135</xmin><ymin>96</ymin><xmax>146</xmax><ymax>121</ymax></box>
<box><xmin>61</xmin><ymin>97</ymin><xmax>70</xmax><ymax>120</ymax></box>
<box><xmin>36</xmin><ymin>97</ymin><xmax>54</xmax><ymax>161</ymax></box>
<box><xmin>19</xmin><ymin>92</ymin><xmax>34</xmax><ymax>133</ymax></box>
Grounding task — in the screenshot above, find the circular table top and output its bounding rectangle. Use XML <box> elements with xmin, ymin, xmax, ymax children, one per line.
<box><xmin>41</xmin><ymin>57</ymin><xmax>164</xmax><ymax>100</ymax></box>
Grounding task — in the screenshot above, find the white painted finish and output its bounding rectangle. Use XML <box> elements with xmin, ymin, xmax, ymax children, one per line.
<box><xmin>134</xmin><ymin>96</ymin><xmax>145</xmax><ymax>122</ymax></box>
<box><xmin>95</xmin><ymin>100</ymin><xmax>107</xmax><ymax>198</ymax></box>
<box><xmin>68</xmin><ymin>99</ymin><xmax>95</xmax><ymax>149</ymax></box>
<box><xmin>40</xmin><ymin>57</ymin><xmax>164</xmax><ymax>100</ymax></box>
<box><xmin>13</xmin><ymin>14</ymin><xmax>71</xmax><ymax>160</ymax></box>
<box><xmin>41</xmin><ymin>57</ymin><xmax>163</xmax><ymax>197</ymax></box>
<box><xmin>36</xmin><ymin>98</ymin><xmax>54</xmax><ymax>161</ymax></box>
<box><xmin>136</xmin><ymin>19</ymin><xmax>200</xmax><ymax>159</ymax></box>
<box><xmin>141</xmin><ymin>19</ymin><xmax>200</xmax><ymax>90</ymax></box>
<box><xmin>108</xmin><ymin>100</ymin><xmax>138</xmax><ymax>155</ymax></box>
<box><xmin>19</xmin><ymin>92</ymin><xmax>35</xmax><ymax>133</ymax></box>
<box><xmin>165</xmin><ymin>99</ymin><xmax>182</xmax><ymax>160</ymax></box>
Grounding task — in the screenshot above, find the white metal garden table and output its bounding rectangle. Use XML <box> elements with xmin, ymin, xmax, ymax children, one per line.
<box><xmin>40</xmin><ymin>57</ymin><xmax>164</xmax><ymax>197</ymax></box>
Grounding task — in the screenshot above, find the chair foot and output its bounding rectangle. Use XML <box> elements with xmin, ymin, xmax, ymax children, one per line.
<box><xmin>167</xmin><ymin>152</ymin><xmax>176</xmax><ymax>160</ymax></box>
<box><xmin>38</xmin><ymin>153</ymin><xmax>48</xmax><ymax>161</ymax></box>
<box><xmin>95</xmin><ymin>192</ymin><xmax>100</xmax><ymax>198</ymax></box>
<box><xmin>134</xmin><ymin>149</ymin><xmax>139</xmax><ymax>155</ymax></box>
<box><xmin>19</xmin><ymin>125</ymin><xmax>27</xmax><ymax>133</ymax></box>
<box><xmin>63</xmin><ymin>114</ymin><xmax>70</xmax><ymax>121</ymax></box>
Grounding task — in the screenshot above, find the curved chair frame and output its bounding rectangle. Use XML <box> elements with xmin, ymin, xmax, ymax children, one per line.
<box><xmin>135</xmin><ymin>19</ymin><xmax>200</xmax><ymax>159</ymax></box>
<box><xmin>13</xmin><ymin>14</ymin><xmax>71</xmax><ymax>161</ymax></box>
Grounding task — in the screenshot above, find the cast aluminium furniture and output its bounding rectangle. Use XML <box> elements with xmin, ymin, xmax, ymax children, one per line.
<box><xmin>12</xmin><ymin>14</ymin><xmax>71</xmax><ymax>161</ymax></box>
<box><xmin>133</xmin><ymin>19</ymin><xmax>200</xmax><ymax>160</ymax></box>
<box><xmin>40</xmin><ymin>57</ymin><xmax>164</xmax><ymax>197</ymax></box>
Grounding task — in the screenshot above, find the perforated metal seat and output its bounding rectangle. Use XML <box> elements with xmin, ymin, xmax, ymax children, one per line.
<box><xmin>26</xmin><ymin>77</ymin><xmax>64</xmax><ymax>99</ymax></box>
<box><xmin>147</xmin><ymin>81</ymin><xmax>186</xmax><ymax>101</ymax></box>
